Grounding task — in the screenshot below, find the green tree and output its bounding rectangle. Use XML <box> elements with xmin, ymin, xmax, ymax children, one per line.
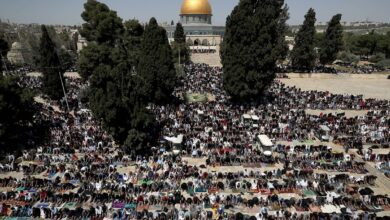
<box><xmin>377</xmin><ymin>32</ymin><xmax>390</xmax><ymax>58</ymax></box>
<box><xmin>313</xmin><ymin>33</ymin><xmax>324</xmax><ymax>49</ymax></box>
<box><xmin>123</xmin><ymin>19</ymin><xmax>144</xmax><ymax>67</ymax></box>
<box><xmin>337</xmin><ymin>51</ymin><xmax>359</xmax><ymax>64</ymax></box>
<box><xmin>0</xmin><ymin>76</ymin><xmax>35</xmax><ymax>152</ymax></box>
<box><xmin>349</xmin><ymin>35</ymin><xmax>369</xmax><ymax>58</ymax></box>
<box><xmin>88</xmin><ymin>65</ymin><xmax>129</xmax><ymax>144</ymax></box>
<box><xmin>376</xmin><ymin>59</ymin><xmax>390</xmax><ymax>68</ymax></box>
<box><xmin>78</xmin><ymin>0</ymin><xmax>125</xmax><ymax>80</ymax></box>
<box><xmin>79</xmin><ymin>0</ymin><xmax>156</xmax><ymax>152</ymax></box>
<box><xmin>369</xmin><ymin>53</ymin><xmax>385</xmax><ymax>63</ymax></box>
<box><xmin>174</xmin><ymin>23</ymin><xmax>186</xmax><ymax>43</ymax></box>
<box><xmin>71</xmin><ymin>32</ymin><xmax>79</xmax><ymax>52</ymax></box>
<box><xmin>345</xmin><ymin>31</ymin><xmax>390</xmax><ymax>59</ymax></box>
<box><xmin>58</xmin><ymin>30</ymin><xmax>72</xmax><ymax>50</ymax></box>
<box><xmin>0</xmin><ymin>37</ymin><xmax>10</xmax><ymax>73</ymax></box>
<box><xmin>221</xmin><ymin>0</ymin><xmax>288</xmax><ymax>101</ymax></box>
<box><xmin>80</xmin><ymin>0</ymin><xmax>124</xmax><ymax>46</ymax></box>
<box><xmin>137</xmin><ymin>17</ymin><xmax>176</xmax><ymax>104</ymax></box>
<box><xmin>38</xmin><ymin>25</ymin><xmax>65</xmax><ymax>100</ymax></box>
<box><xmin>78</xmin><ymin>43</ymin><xmax>113</xmax><ymax>80</ymax></box>
<box><xmin>58</xmin><ymin>48</ymin><xmax>74</xmax><ymax>71</ymax></box>
<box><xmin>349</xmin><ymin>31</ymin><xmax>381</xmax><ymax>59</ymax></box>
<box><xmin>172</xmin><ymin>23</ymin><xmax>190</xmax><ymax>64</ymax></box>
<box><xmin>320</xmin><ymin>14</ymin><xmax>344</xmax><ymax>65</ymax></box>
<box><xmin>24</xmin><ymin>31</ymin><xmax>40</xmax><ymax>67</ymax></box>
<box><xmin>125</xmin><ymin>129</ymin><xmax>148</xmax><ymax>152</ymax></box>
<box><xmin>343</xmin><ymin>32</ymin><xmax>354</xmax><ymax>52</ymax></box>
<box><xmin>88</xmin><ymin>64</ymin><xmax>155</xmax><ymax>149</ymax></box>
<box><xmin>275</xmin><ymin>5</ymin><xmax>290</xmax><ymax>61</ymax></box>
<box><xmin>291</xmin><ymin>8</ymin><xmax>317</xmax><ymax>71</ymax></box>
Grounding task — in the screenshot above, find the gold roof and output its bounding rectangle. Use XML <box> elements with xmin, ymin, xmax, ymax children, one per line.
<box><xmin>180</xmin><ymin>0</ymin><xmax>212</xmax><ymax>15</ymax></box>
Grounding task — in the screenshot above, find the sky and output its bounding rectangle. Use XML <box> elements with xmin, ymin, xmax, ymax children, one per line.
<box><xmin>0</xmin><ymin>0</ymin><xmax>390</xmax><ymax>26</ymax></box>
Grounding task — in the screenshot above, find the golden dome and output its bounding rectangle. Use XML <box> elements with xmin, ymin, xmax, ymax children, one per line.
<box><xmin>180</xmin><ymin>0</ymin><xmax>212</xmax><ymax>15</ymax></box>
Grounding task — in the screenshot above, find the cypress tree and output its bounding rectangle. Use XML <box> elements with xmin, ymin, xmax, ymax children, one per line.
<box><xmin>0</xmin><ymin>37</ymin><xmax>9</xmax><ymax>73</ymax></box>
<box><xmin>137</xmin><ymin>17</ymin><xmax>176</xmax><ymax>104</ymax></box>
<box><xmin>172</xmin><ymin>23</ymin><xmax>190</xmax><ymax>64</ymax></box>
<box><xmin>320</xmin><ymin>14</ymin><xmax>343</xmax><ymax>65</ymax></box>
<box><xmin>291</xmin><ymin>8</ymin><xmax>317</xmax><ymax>71</ymax></box>
<box><xmin>221</xmin><ymin>0</ymin><xmax>288</xmax><ymax>101</ymax></box>
<box><xmin>0</xmin><ymin>76</ymin><xmax>35</xmax><ymax>152</ymax></box>
<box><xmin>80</xmin><ymin>0</ymin><xmax>123</xmax><ymax>46</ymax></box>
<box><xmin>38</xmin><ymin>25</ymin><xmax>65</xmax><ymax>100</ymax></box>
<box><xmin>79</xmin><ymin>0</ymin><xmax>156</xmax><ymax>152</ymax></box>
<box><xmin>378</xmin><ymin>32</ymin><xmax>390</xmax><ymax>58</ymax></box>
<box><xmin>78</xmin><ymin>0</ymin><xmax>124</xmax><ymax>80</ymax></box>
<box><xmin>124</xmin><ymin>19</ymin><xmax>144</xmax><ymax>67</ymax></box>
<box><xmin>174</xmin><ymin>23</ymin><xmax>186</xmax><ymax>43</ymax></box>
<box><xmin>78</xmin><ymin>42</ymin><xmax>113</xmax><ymax>80</ymax></box>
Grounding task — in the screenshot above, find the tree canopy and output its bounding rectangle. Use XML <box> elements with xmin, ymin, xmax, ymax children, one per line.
<box><xmin>79</xmin><ymin>0</ymin><xmax>159</xmax><ymax>153</ymax></box>
<box><xmin>88</xmin><ymin>65</ymin><xmax>155</xmax><ymax>148</ymax></box>
<box><xmin>80</xmin><ymin>0</ymin><xmax>124</xmax><ymax>46</ymax></box>
<box><xmin>0</xmin><ymin>37</ymin><xmax>10</xmax><ymax>73</ymax></box>
<box><xmin>174</xmin><ymin>23</ymin><xmax>186</xmax><ymax>43</ymax></box>
<box><xmin>377</xmin><ymin>32</ymin><xmax>390</xmax><ymax>59</ymax></box>
<box><xmin>137</xmin><ymin>18</ymin><xmax>177</xmax><ymax>104</ymax></box>
<box><xmin>290</xmin><ymin>8</ymin><xmax>317</xmax><ymax>71</ymax></box>
<box><xmin>314</xmin><ymin>33</ymin><xmax>324</xmax><ymax>49</ymax></box>
<box><xmin>345</xmin><ymin>31</ymin><xmax>390</xmax><ymax>60</ymax></box>
<box><xmin>221</xmin><ymin>0</ymin><xmax>288</xmax><ymax>101</ymax></box>
<box><xmin>0</xmin><ymin>76</ymin><xmax>36</xmax><ymax>153</ymax></box>
<box><xmin>172</xmin><ymin>23</ymin><xmax>190</xmax><ymax>64</ymax></box>
<box><xmin>123</xmin><ymin>19</ymin><xmax>144</xmax><ymax>68</ymax></box>
<box><xmin>38</xmin><ymin>25</ymin><xmax>65</xmax><ymax>101</ymax></box>
<box><xmin>319</xmin><ymin>14</ymin><xmax>343</xmax><ymax>65</ymax></box>
<box><xmin>78</xmin><ymin>42</ymin><xmax>113</xmax><ymax>80</ymax></box>
<box><xmin>78</xmin><ymin>0</ymin><xmax>125</xmax><ymax>80</ymax></box>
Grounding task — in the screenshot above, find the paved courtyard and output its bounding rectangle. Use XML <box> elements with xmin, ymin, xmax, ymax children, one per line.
<box><xmin>280</xmin><ymin>73</ymin><xmax>390</xmax><ymax>100</ymax></box>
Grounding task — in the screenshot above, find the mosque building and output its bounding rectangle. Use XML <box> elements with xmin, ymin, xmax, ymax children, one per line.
<box><xmin>164</xmin><ymin>0</ymin><xmax>225</xmax><ymax>52</ymax></box>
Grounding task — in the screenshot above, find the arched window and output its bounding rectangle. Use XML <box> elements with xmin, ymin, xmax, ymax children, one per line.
<box><xmin>194</xmin><ymin>39</ymin><xmax>200</xmax><ymax>46</ymax></box>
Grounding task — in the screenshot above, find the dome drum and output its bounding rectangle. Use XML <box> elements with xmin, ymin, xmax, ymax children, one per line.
<box><xmin>180</xmin><ymin>14</ymin><xmax>211</xmax><ymax>25</ymax></box>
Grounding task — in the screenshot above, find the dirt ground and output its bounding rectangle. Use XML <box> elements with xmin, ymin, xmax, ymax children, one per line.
<box><xmin>280</xmin><ymin>73</ymin><xmax>390</xmax><ymax>100</ymax></box>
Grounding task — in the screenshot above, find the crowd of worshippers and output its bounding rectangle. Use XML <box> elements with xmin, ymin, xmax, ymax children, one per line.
<box><xmin>0</xmin><ymin>63</ymin><xmax>389</xmax><ymax>219</ymax></box>
<box><xmin>276</xmin><ymin>64</ymin><xmax>386</xmax><ymax>75</ymax></box>
<box><xmin>18</xmin><ymin>74</ymin><xmax>43</xmax><ymax>89</ymax></box>
<box><xmin>342</xmin><ymin>64</ymin><xmax>385</xmax><ymax>75</ymax></box>
<box><xmin>276</xmin><ymin>65</ymin><xmax>339</xmax><ymax>74</ymax></box>
<box><xmin>2</xmin><ymin>64</ymin><xmax>77</xmax><ymax>76</ymax></box>
<box><xmin>0</xmin><ymin>146</ymin><xmax>386</xmax><ymax>219</ymax></box>
<box><xmin>164</xmin><ymin>64</ymin><xmax>388</xmax><ymax>153</ymax></box>
<box><xmin>190</xmin><ymin>49</ymin><xmax>217</xmax><ymax>54</ymax></box>
<box><xmin>1</xmin><ymin>65</ymin><xmax>34</xmax><ymax>76</ymax></box>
